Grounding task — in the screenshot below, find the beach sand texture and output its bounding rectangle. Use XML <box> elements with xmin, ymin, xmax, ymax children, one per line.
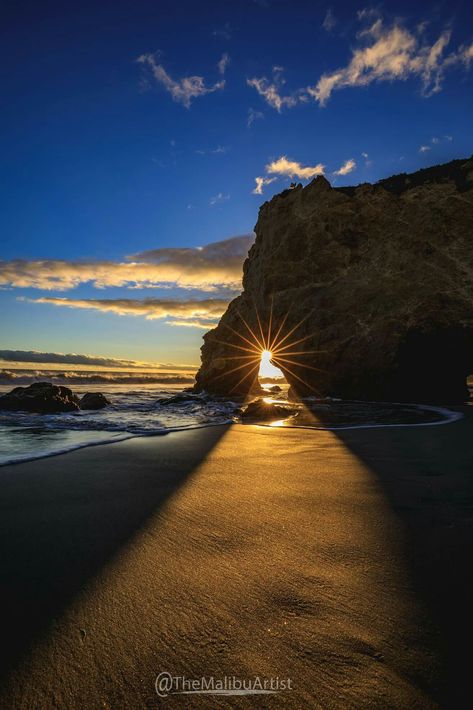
<box><xmin>1</xmin><ymin>416</ymin><xmax>472</xmax><ymax>708</ymax></box>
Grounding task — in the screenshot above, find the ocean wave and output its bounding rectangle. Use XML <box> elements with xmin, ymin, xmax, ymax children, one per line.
<box><xmin>0</xmin><ymin>369</ymin><xmax>195</xmax><ymax>385</ymax></box>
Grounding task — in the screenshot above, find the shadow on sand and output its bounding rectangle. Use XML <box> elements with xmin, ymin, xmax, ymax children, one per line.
<box><xmin>0</xmin><ymin>426</ymin><xmax>229</xmax><ymax>690</ymax></box>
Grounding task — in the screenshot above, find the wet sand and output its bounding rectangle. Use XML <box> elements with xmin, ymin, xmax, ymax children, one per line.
<box><xmin>1</xmin><ymin>414</ymin><xmax>472</xmax><ymax>708</ymax></box>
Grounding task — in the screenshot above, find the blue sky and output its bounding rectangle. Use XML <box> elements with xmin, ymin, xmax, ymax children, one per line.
<box><xmin>1</xmin><ymin>0</ymin><xmax>472</xmax><ymax>368</ymax></box>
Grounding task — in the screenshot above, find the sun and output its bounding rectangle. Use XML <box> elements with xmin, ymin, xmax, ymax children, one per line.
<box><xmin>258</xmin><ymin>350</ymin><xmax>284</xmax><ymax>379</ymax></box>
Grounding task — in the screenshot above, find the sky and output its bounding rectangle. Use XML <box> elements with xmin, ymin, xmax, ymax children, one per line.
<box><xmin>1</xmin><ymin>0</ymin><xmax>472</xmax><ymax>370</ymax></box>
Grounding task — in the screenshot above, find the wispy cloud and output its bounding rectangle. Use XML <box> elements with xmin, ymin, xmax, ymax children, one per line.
<box><xmin>217</xmin><ymin>52</ymin><xmax>230</xmax><ymax>75</ymax></box>
<box><xmin>247</xmin><ymin>107</ymin><xmax>264</xmax><ymax>126</ymax></box>
<box><xmin>322</xmin><ymin>8</ymin><xmax>336</xmax><ymax>33</ymax></box>
<box><xmin>137</xmin><ymin>53</ymin><xmax>225</xmax><ymax>108</ymax></box>
<box><xmin>25</xmin><ymin>297</ymin><xmax>230</xmax><ymax>328</ymax></box>
<box><xmin>333</xmin><ymin>158</ymin><xmax>356</xmax><ymax>176</ymax></box>
<box><xmin>419</xmin><ymin>144</ymin><xmax>431</xmax><ymax>152</ymax></box>
<box><xmin>308</xmin><ymin>17</ymin><xmax>473</xmax><ymax>106</ymax></box>
<box><xmin>209</xmin><ymin>192</ymin><xmax>230</xmax><ymax>206</ymax></box>
<box><xmin>252</xmin><ymin>176</ymin><xmax>276</xmax><ymax>195</ymax></box>
<box><xmin>0</xmin><ymin>235</ymin><xmax>254</xmax><ymax>293</ymax></box>
<box><xmin>247</xmin><ymin>67</ymin><xmax>304</xmax><ymax>112</ymax></box>
<box><xmin>266</xmin><ymin>156</ymin><xmax>325</xmax><ymax>180</ymax></box>
<box><xmin>212</xmin><ymin>23</ymin><xmax>231</xmax><ymax>40</ymax></box>
<box><xmin>0</xmin><ymin>349</ymin><xmax>192</xmax><ymax>370</ymax></box>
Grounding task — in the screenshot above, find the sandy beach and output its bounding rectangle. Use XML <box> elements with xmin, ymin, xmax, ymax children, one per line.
<box><xmin>1</xmin><ymin>414</ymin><xmax>472</xmax><ymax>708</ymax></box>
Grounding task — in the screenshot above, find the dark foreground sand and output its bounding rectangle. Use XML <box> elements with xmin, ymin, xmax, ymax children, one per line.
<box><xmin>1</xmin><ymin>414</ymin><xmax>473</xmax><ymax>708</ymax></box>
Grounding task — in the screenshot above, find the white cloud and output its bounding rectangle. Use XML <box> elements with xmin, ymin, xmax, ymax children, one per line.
<box><xmin>247</xmin><ymin>107</ymin><xmax>264</xmax><ymax>126</ymax></box>
<box><xmin>209</xmin><ymin>192</ymin><xmax>230</xmax><ymax>206</ymax></box>
<box><xmin>218</xmin><ymin>53</ymin><xmax>230</xmax><ymax>75</ymax></box>
<box><xmin>247</xmin><ymin>67</ymin><xmax>303</xmax><ymax>112</ymax></box>
<box><xmin>0</xmin><ymin>235</ymin><xmax>254</xmax><ymax>293</ymax></box>
<box><xmin>252</xmin><ymin>176</ymin><xmax>276</xmax><ymax>195</ymax></box>
<box><xmin>419</xmin><ymin>145</ymin><xmax>431</xmax><ymax>152</ymax></box>
<box><xmin>322</xmin><ymin>8</ymin><xmax>336</xmax><ymax>33</ymax></box>
<box><xmin>26</xmin><ymin>296</ymin><xmax>230</xmax><ymax>328</ymax></box>
<box><xmin>333</xmin><ymin>158</ymin><xmax>357</xmax><ymax>176</ymax></box>
<box><xmin>266</xmin><ymin>156</ymin><xmax>325</xmax><ymax>180</ymax></box>
<box><xmin>137</xmin><ymin>53</ymin><xmax>225</xmax><ymax>108</ymax></box>
<box><xmin>445</xmin><ymin>134</ymin><xmax>453</xmax><ymax>141</ymax></box>
<box><xmin>307</xmin><ymin>18</ymin><xmax>473</xmax><ymax>106</ymax></box>
<box><xmin>431</xmin><ymin>136</ymin><xmax>439</xmax><ymax>143</ymax></box>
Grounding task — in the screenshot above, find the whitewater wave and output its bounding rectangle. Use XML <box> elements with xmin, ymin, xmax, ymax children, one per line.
<box><xmin>0</xmin><ymin>369</ymin><xmax>195</xmax><ymax>385</ymax></box>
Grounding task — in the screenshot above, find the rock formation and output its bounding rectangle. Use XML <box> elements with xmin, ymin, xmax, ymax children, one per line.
<box><xmin>0</xmin><ymin>382</ymin><xmax>80</xmax><ymax>413</ymax></box>
<box><xmin>195</xmin><ymin>158</ymin><xmax>473</xmax><ymax>403</ymax></box>
<box><xmin>79</xmin><ymin>392</ymin><xmax>110</xmax><ymax>410</ymax></box>
<box><xmin>0</xmin><ymin>383</ymin><xmax>111</xmax><ymax>413</ymax></box>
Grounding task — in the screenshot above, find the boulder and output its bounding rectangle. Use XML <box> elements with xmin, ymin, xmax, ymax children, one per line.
<box><xmin>241</xmin><ymin>398</ymin><xmax>296</xmax><ymax>422</ymax></box>
<box><xmin>268</xmin><ymin>385</ymin><xmax>282</xmax><ymax>393</ymax></box>
<box><xmin>0</xmin><ymin>382</ymin><xmax>80</xmax><ymax>413</ymax></box>
<box><xmin>79</xmin><ymin>392</ymin><xmax>110</xmax><ymax>410</ymax></box>
<box><xmin>194</xmin><ymin>158</ymin><xmax>473</xmax><ymax>403</ymax></box>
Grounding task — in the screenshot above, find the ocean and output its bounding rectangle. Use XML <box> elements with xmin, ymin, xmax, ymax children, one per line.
<box><xmin>0</xmin><ymin>370</ymin><xmax>464</xmax><ymax>466</ymax></box>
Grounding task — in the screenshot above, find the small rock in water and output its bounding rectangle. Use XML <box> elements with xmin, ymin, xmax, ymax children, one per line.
<box><xmin>268</xmin><ymin>385</ymin><xmax>282</xmax><ymax>393</ymax></box>
<box><xmin>0</xmin><ymin>382</ymin><xmax>80</xmax><ymax>413</ymax></box>
<box><xmin>241</xmin><ymin>398</ymin><xmax>296</xmax><ymax>422</ymax></box>
<box><xmin>159</xmin><ymin>393</ymin><xmax>205</xmax><ymax>406</ymax></box>
<box><xmin>79</xmin><ymin>392</ymin><xmax>110</xmax><ymax>410</ymax></box>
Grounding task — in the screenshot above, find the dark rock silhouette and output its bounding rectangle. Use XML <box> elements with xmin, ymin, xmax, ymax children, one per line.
<box><xmin>195</xmin><ymin>158</ymin><xmax>473</xmax><ymax>402</ymax></box>
<box><xmin>79</xmin><ymin>392</ymin><xmax>110</xmax><ymax>410</ymax></box>
<box><xmin>0</xmin><ymin>382</ymin><xmax>80</xmax><ymax>413</ymax></box>
<box><xmin>241</xmin><ymin>398</ymin><xmax>296</xmax><ymax>421</ymax></box>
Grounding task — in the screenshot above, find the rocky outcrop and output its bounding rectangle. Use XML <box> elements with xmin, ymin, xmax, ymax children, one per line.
<box><xmin>240</xmin><ymin>399</ymin><xmax>296</xmax><ymax>422</ymax></box>
<box><xmin>0</xmin><ymin>382</ymin><xmax>80</xmax><ymax>413</ymax></box>
<box><xmin>195</xmin><ymin>158</ymin><xmax>473</xmax><ymax>403</ymax></box>
<box><xmin>79</xmin><ymin>392</ymin><xmax>110</xmax><ymax>410</ymax></box>
<box><xmin>0</xmin><ymin>383</ymin><xmax>111</xmax><ymax>413</ymax></box>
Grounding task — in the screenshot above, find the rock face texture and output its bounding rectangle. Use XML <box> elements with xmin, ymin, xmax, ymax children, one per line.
<box><xmin>194</xmin><ymin>158</ymin><xmax>473</xmax><ymax>403</ymax></box>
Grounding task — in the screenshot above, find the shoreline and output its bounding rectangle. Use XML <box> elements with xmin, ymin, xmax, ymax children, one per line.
<box><xmin>0</xmin><ymin>401</ymin><xmax>466</xmax><ymax>468</ymax></box>
<box><xmin>1</xmin><ymin>417</ymin><xmax>473</xmax><ymax>706</ymax></box>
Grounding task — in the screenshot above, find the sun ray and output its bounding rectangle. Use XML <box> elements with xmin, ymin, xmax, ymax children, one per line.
<box><xmin>253</xmin><ymin>301</ymin><xmax>267</xmax><ymax>350</ymax></box>
<box><xmin>268</xmin><ymin>310</ymin><xmax>290</xmax><ymax>352</ymax></box>
<box><xmin>213</xmin><ymin>339</ymin><xmax>260</xmax><ymax>355</ymax></box>
<box><xmin>237</xmin><ymin>311</ymin><xmax>266</xmax><ymax>351</ymax></box>
<box><xmin>271</xmin><ymin>355</ymin><xmax>326</xmax><ymax>373</ymax></box>
<box><xmin>272</xmin><ymin>357</ymin><xmax>319</xmax><ymax>394</ymax></box>
<box><xmin>213</xmin><ymin>356</ymin><xmax>261</xmax><ymax>381</ymax></box>
<box><xmin>222</xmin><ymin>322</ymin><xmax>262</xmax><ymax>352</ymax></box>
<box><xmin>271</xmin><ymin>308</ymin><xmax>316</xmax><ymax>352</ymax></box>
<box><xmin>272</xmin><ymin>332</ymin><xmax>317</xmax><ymax>354</ymax></box>
<box><xmin>229</xmin><ymin>361</ymin><xmax>261</xmax><ymax>394</ymax></box>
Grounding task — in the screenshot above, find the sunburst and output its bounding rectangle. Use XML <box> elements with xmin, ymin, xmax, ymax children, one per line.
<box><xmin>211</xmin><ymin>297</ymin><xmax>325</xmax><ymax>394</ymax></box>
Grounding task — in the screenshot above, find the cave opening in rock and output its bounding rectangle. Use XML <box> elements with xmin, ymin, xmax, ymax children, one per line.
<box><xmin>258</xmin><ymin>349</ymin><xmax>286</xmax><ymax>386</ymax></box>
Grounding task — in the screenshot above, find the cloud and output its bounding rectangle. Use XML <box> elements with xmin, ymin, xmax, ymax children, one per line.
<box><xmin>247</xmin><ymin>108</ymin><xmax>264</xmax><ymax>126</ymax></box>
<box><xmin>322</xmin><ymin>8</ymin><xmax>336</xmax><ymax>33</ymax></box>
<box><xmin>307</xmin><ymin>17</ymin><xmax>473</xmax><ymax>106</ymax></box>
<box><xmin>265</xmin><ymin>156</ymin><xmax>325</xmax><ymax>180</ymax></box>
<box><xmin>252</xmin><ymin>176</ymin><xmax>276</xmax><ymax>195</ymax></box>
<box><xmin>212</xmin><ymin>23</ymin><xmax>231</xmax><ymax>40</ymax></box>
<box><xmin>419</xmin><ymin>145</ymin><xmax>431</xmax><ymax>152</ymax></box>
<box><xmin>0</xmin><ymin>349</ymin><xmax>192</xmax><ymax>370</ymax></box>
<box><xmin>0</xmin><ymin>235</ymin><xmax>255</xmax><ymax>293</ymax></box>
<box><xmin>26</xmin><ymin>296</ymin><xmax>230</xmax><ymax>328</ymax></box>
<box><xmin>247</xmin><ymin>67</ymin><xmax>304</xmax><ymax>112</ymax></box>
<box><xmin>209</xmin><ymin>192</ymin><xmax>230</xmax><ymax>206</ymax></box>
<box><xmin>217</xmin><ymin>53</ymin><xmax>230</xmax><ymax>75</ymax></box>
<box><xmin>333</xmin><ymin>158</ymin><xmax>356</xmax><ymax>176</ymax></box>
<box><xmin>137</xmin><ymin>53</ymin><xmax>225</xmax><ymax>108</ymax></box>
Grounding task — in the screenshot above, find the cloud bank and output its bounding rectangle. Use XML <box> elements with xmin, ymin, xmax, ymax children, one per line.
<box><xmin>0</xmin><ymin>235</ymin><xmax>254</xmax><ymax>293</ymax></box>
<box><xmin>25</xmin><ymin>296</ymin><xmax>230</xmax><ymax>328</ymax></box>
<box><xmin>0</xmin><ymin>350</ymin><xmax>193</xmax><ymax>370</ymax></box>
